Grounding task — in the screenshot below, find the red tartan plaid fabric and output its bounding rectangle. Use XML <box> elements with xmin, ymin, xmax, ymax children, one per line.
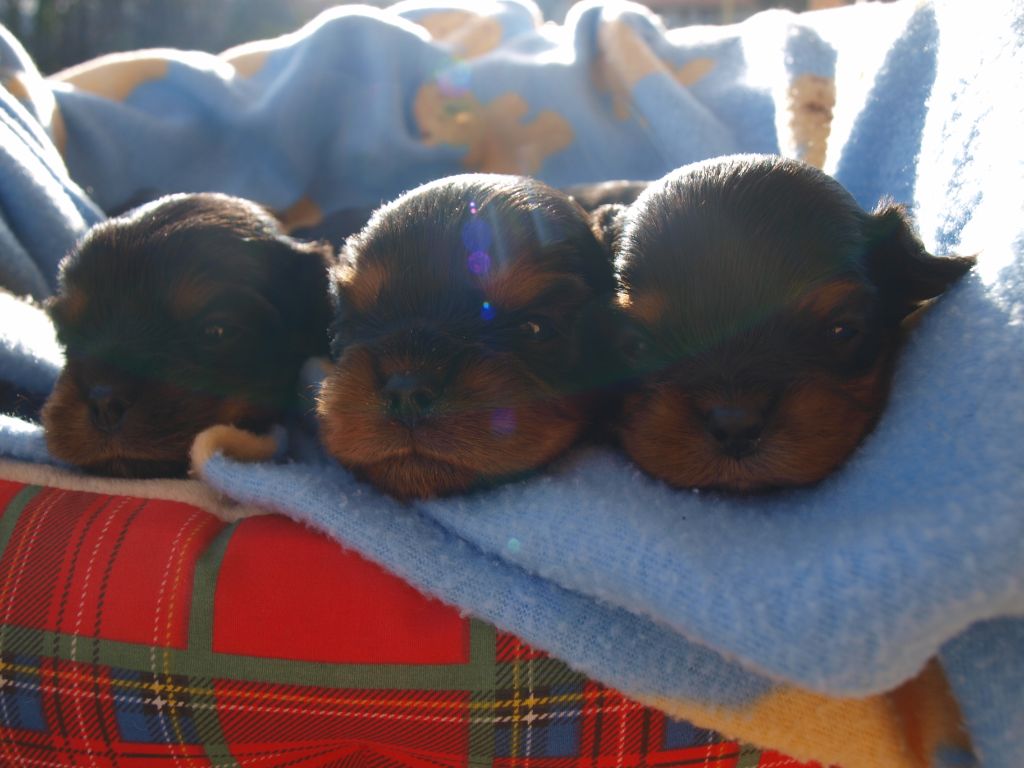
<box><xmin>0</xmin><ymin>479</ymin><xmax>821</xmax><ymax>767</ymax></box>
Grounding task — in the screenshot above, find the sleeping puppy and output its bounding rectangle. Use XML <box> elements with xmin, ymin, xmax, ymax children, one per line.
<box><xmin>603</xmin><ymin>154</ymin><xmax>974</xmax><ymax>491</ymax></box>
<box><xmin>317</xmin><ymin>174</ymin><xmax>616</xmax><ymax>500</ymax></box>
<box><xmin>43</xmin><ymin>193</ymin><xmax>334</xmax><ymax>478</ymax></box>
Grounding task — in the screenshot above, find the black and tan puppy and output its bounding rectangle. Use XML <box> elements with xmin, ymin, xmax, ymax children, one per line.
<box><xmin>43</xmin><ymin>193</ymin><xmax>334</xmax><ymax>478</ymax></box>
<box><xmin>317</xmin><ymin>174</ymin><xmax>616</xmax><ymax>500</ymax></box>
<box><xmin>603</xmin><ymin>154</ymin><xmax>974</xmax><ymax>491</ymax></box>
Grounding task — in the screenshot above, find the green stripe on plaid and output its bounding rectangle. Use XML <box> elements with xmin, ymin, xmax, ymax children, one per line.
<box><xmin>0</xmin><ymin>485</ymin><xmax>42</xmax><ymax>560</ymax></box>
<box><xmin>0</xmin><ymin>621</ymin><xmax>518</xmax><ymax>692</ymax></box>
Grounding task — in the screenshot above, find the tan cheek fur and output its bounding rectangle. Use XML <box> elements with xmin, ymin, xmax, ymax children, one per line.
<box><xmin>41</xmin><ymin>373</ymin><xmax>98</xmax><ymax>466</ymax></box>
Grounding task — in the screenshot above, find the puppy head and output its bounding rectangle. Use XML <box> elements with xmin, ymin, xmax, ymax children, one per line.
<box><xmin>318</xmin><ymin>174</ymin><xmax>615</xmax><ymax>500</ymax></box>
<box><xmin>611</xmin><ymin>155</ymin><xmax>974</xmax><ymax>491</ymax></box>
<box><xmin>43</xmin><ymin>193</ymin><xmax>333</xmax><ymax>478</ymax></box>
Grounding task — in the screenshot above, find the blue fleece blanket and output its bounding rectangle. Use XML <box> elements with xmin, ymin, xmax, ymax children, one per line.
<box><xmin>1</xmin><ymin>1</ymin><xmax>1022</xmax><ymax>766</ymax></box>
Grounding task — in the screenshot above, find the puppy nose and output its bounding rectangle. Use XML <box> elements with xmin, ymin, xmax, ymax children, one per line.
<box><xmin>383</xmin><ymin>373</ymin><xmax>439</xmax><ymax>428</ymax></box>
<box><xmin>87</xmin><ymin>385</ymin><xmax>130</xmax><ymax>434</ymax></box>
<box><xmin>704</xmin><ymin>405</ymin><xmax>764</xmax><ymax>459</ymax></box>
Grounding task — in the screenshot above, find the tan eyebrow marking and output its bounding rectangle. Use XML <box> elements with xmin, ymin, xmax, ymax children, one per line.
<box><xmin>618</xmin><ymin>289</ymin><xmax>667</xmax><ymax>327</ymax></box>
<box><xmin>480</xmin><ymin>259</ymin><xmax>587</xmax><ymax>312</ymax></box>
<box><xmin>337</xmin><ymin>260</ymin><xmax>390</xmax><ymax>314</ymax></box>
<box><xmin>171</xmin><ymin>276</ymin><xmax>221</xmax><ymax>319</ymax></box>
<box><xmin>796</xmin><ymin>280</ymin><xmax>863</xmax><ymax>318</ymax></box>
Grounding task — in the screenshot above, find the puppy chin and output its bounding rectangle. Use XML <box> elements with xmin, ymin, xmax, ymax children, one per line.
<box><xmin>44</xmin><ymin>424</ymin><xmax>193</xmax><ymax>480</ymax></box>
<box><xmin>355</xmin><ymin>456</ymin><xmax>479</xmax><ymax>501</ymax></box>
<box><xmin>619</xmin><ymin>372</ymin><xmax>886</xmax><ymax>492</ymax></box>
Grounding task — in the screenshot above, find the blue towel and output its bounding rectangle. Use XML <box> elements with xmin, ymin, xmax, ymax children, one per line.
<box><xmin>1</xmin><ymin>1</ymin><xmax>1021</xmax><ymax>765</ymax></box>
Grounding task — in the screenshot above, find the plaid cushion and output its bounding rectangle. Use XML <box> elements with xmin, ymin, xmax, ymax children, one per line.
<box><xmin>0</xmin><ymin>479</ymin><xmax>823</xmax><ymax>767</ymax></box>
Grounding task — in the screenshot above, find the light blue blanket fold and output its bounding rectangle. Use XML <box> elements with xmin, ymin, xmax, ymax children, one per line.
<box><xmin>0</xmin><ymin>1</ymin><xmax>1021</xmax><ymax>765</ymax></box>
<box><xmin>0</xmin><ymin>27</ymin><xmax>102</xmax><ymax>299</ymax></box>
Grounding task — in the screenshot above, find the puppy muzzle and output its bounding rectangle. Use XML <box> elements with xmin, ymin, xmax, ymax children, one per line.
<box><xmin>86</xmin><ymin>384</ymin><xmax>132</xmax><ymax>434</ymax></box>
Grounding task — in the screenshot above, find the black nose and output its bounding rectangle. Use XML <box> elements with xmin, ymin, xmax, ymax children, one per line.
<box><xmin>87</xmin><ymin>384</ymin><xmax>130</xmax><ymax>434</ymax></box>
<box><xmin>383</xmin><ymin>373</ymin><xmax>439</xmax><ymax>428</ymax></box>
<box><xmin>704</xmin><ymin>404</ymin><xmax>764</xmax><ymax>459</ymax></box>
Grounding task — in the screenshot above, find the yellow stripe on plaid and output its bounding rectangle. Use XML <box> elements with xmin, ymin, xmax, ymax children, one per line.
<box><xmin>154</xmin><ymin>509</ymin><xmax>209</xmax><ymax>752</ymax></box>
<box><xmin>0</xmin><ymin>657</ymin><xmax>614</xmax><ymax>715</ymax></box>
<box><xmin>509</xmin><ymin>640</ymin><xmax>522</xmax><ymax>760</ymax></box>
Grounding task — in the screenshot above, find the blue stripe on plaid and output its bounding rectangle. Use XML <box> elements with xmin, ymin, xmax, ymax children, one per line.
<box><xmin>110</xmin><ymin>669</ymin><xmax>200</xmax><ymax>745</ymax></box>
<box><xmin>0</xmin><ymin>654</ymin><xmax>46</xmax><ymax>732</ymax></box>
<box><xmin>493</xmin><ymin>681</ymin><xmax>584</xmax><ymax>759</ymax></box>
<box><xmin>664</xmin><ymin>717</ymin><xmax>718</xmax><ymax>750</ymax></box>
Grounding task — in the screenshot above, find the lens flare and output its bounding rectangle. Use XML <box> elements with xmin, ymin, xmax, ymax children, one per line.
<box><xmin>462</xmin><ymin>216</ymin><xmax>492</xmax><ymax>253</ymax></box>
<box><xmin>490</xmin><ymin>407</ymin><xmax>516</xmax><ymax>435</ymax></box>
<box><xmin>467</xmin><ymin>250</ymin><xmax>491</xmax><ymax>275</ymax></box>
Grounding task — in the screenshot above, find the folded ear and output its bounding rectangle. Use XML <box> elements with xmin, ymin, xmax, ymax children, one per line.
<box><xmin>864</xmin><ymin>202</ymin><xmax>975</xmax><ymax>323</ymax></box>
<box><xmin>589</xmin><ymin>203</ymin><xmax>628</xmax><ymax>258</ymax></box>
<box><xmin>265</xmin><ymin>236</ymin><xmax>336</xmax><ymax>358</ymax></box>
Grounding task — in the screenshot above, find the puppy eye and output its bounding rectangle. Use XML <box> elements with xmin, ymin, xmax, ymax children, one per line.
<box><xmin>201</xmin><ymin>323</ymin><xmax>242</xmax><ymax>346</ymax></box>
<box><xmin>829</xmin><ymin>322</ymin><xmax>862</xmax><ymax>342</ymax></box>
<box><xmin>518</xmin><ymin>318</ymin><xmax>555</xmax><ymax>342</ymax></box>
<box><xmin>617</xmin><ymin>327</ymin><xmax>651</xmax><ymax>364</ymax></box>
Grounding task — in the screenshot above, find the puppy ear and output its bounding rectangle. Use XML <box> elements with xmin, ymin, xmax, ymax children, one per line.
<box><xmin>589</xmin><ymin>203</ymin><xmax>628</xmax><ymax>256</ymax></box>
<box><xmin>864</xmin><ymin>202</ymin><xmax>975</xmax><ymax>323</ymax></box>
<box><xmin>265</xmin><ymin>236</ymin><xmax>335</xmax><ymax>358</ymax></box>
<box><xmin>327</xmin><ymin>243</ymin><xmax>359</xmax><ymax>315</ymax></box>
<box><xmin>42</xmin><ymin>292</ymin><xmax>72</xmax><ymax>329</ymax></box>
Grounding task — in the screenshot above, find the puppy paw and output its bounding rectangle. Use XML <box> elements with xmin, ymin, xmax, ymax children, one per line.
<box><xmin>190</xmin><ymin>424</ymin><xmax>282</xmax><ymax>476</ymax></box>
